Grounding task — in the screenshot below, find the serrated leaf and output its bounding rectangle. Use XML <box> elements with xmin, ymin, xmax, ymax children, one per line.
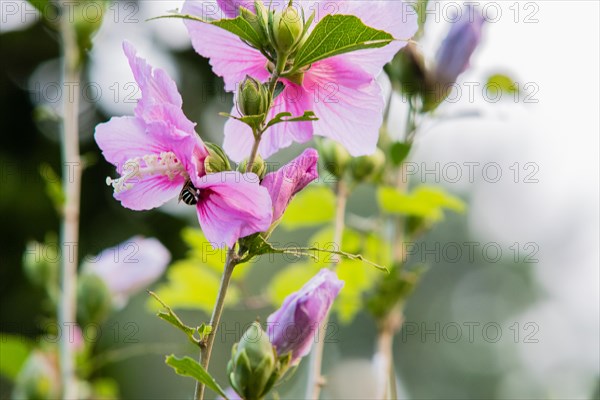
<box><xmin>219</xmin><ymin>112</ymin><xmax>265</xmax><ymax>129</ymax></box>
<box><xmin>0</xmin><ymin>335</ymin><xmax>33</xmax><ymax>380</ymax></box>
<box><xmin>281</xmin><ymin>185</ymin><xmax>336</xmax><ymax>229</ymax></box>
<box><xmin>165</xmin><ymin>355</ymin><xmax>228</xmax><ymax>398</ymax></box>
<box><xmin>294</xmin><ymin>14</ymin><xmax>393</xmax><ymax>68</ymax></box>
<box><xmin>149</xmin><ymin>13</ymin><xmax>263</xmax><ymax>49</ymax></box>
<box><xmin>265</xmin><ymin>111</ymin><xmax>318</xmax><ymax>129</ymax></box>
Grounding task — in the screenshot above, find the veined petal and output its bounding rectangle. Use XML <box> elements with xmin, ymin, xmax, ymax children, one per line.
<box><xmin>223</xmin><ymin>83</ymin><xmax>314</xmax><ymax>161</ymax></box>
<box><xmin>304</xmin><ymin>58</ymin><xmax>384</xmax><ymax>156</ymax></box>
<box><xmin>194</xmin><ymin>172</ymin><xmax>273</xmax><ymax>247</ymax></box>
<box><xmin>114</xmin><ymin>174</ymin><xmax>186</xmax><ymax>211</ymax></box>
<box><xmin>94</xmin><ymin>116</ymin><xmax>167</xmax><ymax>174</ymax></box>
<box><xmin>182</xmin><ymin>0</ymin><xmax>270</xmax><ymax>91</ymax></box>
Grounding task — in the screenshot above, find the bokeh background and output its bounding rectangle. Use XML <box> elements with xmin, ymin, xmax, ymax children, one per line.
<box><xmin>1</xmin><ymin>0</ymin><xmax>598</xmax><ymax>399</ymax></box>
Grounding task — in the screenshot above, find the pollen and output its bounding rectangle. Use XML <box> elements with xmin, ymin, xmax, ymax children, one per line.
<box><xmin>106</xmin><ymin>151</ymin><xmax>188</xmax><ymax>193</ymax></box>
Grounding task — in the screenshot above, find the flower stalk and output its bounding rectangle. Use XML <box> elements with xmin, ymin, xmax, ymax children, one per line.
<box><xmin>305</xmin><ymin>180</ymin><xmax>348</xmax><ymax>399</ymax></box>
<box><xmin>58</xmin><ymin>3</ymin><xmax>82</xmax><ymax>398</ymax></box>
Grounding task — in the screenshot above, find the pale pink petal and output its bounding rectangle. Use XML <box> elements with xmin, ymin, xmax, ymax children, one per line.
<box><xmin>182</xmin><ymin>0</ymin><xmax>270</xmax><ymax>91</ymax></box>
<box><xmin>223</xmin><ymin>82</ymin><xmax>314</xmax><ymax>161</ymax></box>
<box><xmin>304</xmin><ymin>58</ymin><xmax>384</xmax><ymax>156</ymax></box>
<box><xmin>216</xmin><ymin>0</ymin><xmax>255</xmax><ymax>17</ymax></box>
<box><xmin>194</xmin><ymin>172</ymin><xmax>273</xmax><ymax>247</ymax></box>
<box><xmin>320</xmin><ymin>0</ymin><xmax>418</xmax><ymax>76</ymax></box>
<box><xmin>261</xmin><ymin>148</ymin><xmax>319</xmax><ymax>221</ymax></box>
<box><xmin>94</xmin><ymin>116</ymin><xmax>168</xmax><ymax>173</ymax></box>
<box><xmin>115</xmin><ymin>174</ymin><xmax>186</xmax><ymax>211</ymax></box>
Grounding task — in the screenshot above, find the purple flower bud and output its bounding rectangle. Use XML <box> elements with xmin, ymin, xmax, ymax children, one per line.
<box><xmin>434</xmin><ymin>6</ymin><xmax>485</xmax><ymax>84</ymax></box>
<box><xmin>82</xmin><ymin>236</ymin><xmax>170</xmax><ymax>307</ymax></box>
<box><xmin>261</xmin><ymin>148</ymin><xmax>319</xmax><ymax>224</ymax></box>
<box><xmin>266</xmin><ymin>269</ymin><xmax>344</xmax><ymax>364</ymax></box>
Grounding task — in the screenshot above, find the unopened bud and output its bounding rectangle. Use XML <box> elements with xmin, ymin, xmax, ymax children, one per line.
<box><xmin>77</xmin><ymin>273</ymin><xmax>112</xmax><ymax>326</ymax></box>
<box><xmin>227</xmin><ymin>322</ymin><xmax>278</xmax><ymax>400</ymax></box>
<box><xmin>318</xmin><ymin>140</ymin><xmax>350</xmax><ymax>179</ymax></box>
<box><xmin>204</xmin><ymin>142</ymin><xmax>232</xmax><ymax>174</ymax></box>
<box><xmin>238</xmin><ymin>76</ymin><xmax>270</xmax><ymax>117</ymax></box>
<box><xmin>271</xmin><ymin>6</ymin><xmax>304</xmax><ymax>54</ymax></box>
<box><xmin>240</xmin><ymin>2</ymin><xmax>270</xmax><ymax>47</ymax></box>
<box><xmin>350</xmin><ymin>148</ymin><xmax>386</xmax><ymax>183</ymax></box>
<box><xmin>23</xmin><ymin>240</ymin><xmax>58</xmax><ymax>289</ymax></box>
<box><xmin>238</xmin><ymin>154</ymin><xmax>267</xmax><ymax>179</ymax></box>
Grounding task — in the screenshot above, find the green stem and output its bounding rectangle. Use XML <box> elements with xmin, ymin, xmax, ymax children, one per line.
<box><xmin>305</xmin><ymin>180</ymin><xmax>348</xmax><ymax>399</ymax></box>
<box><xmin>58</xmin><ymin>3</ymin><xmax>81</xmax><ymax>398</ymax></box>
<box><xmin>195</xmin><ymin>248</ymin><xmax>238</xmax><ymax>400</ymax></box>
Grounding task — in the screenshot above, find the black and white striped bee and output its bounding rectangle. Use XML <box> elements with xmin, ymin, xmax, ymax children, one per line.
<box><xmin>178</xmin><ymin>180</ymin><xmax>199</xmax><ymax>206</ymax></box>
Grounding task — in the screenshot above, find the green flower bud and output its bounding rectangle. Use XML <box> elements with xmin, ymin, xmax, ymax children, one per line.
<box><xmin>318</xmin><ymin>140</ymin><xmax>351</xmax><ymax>179</ymax></box>
<box><xmin>350</xmin><ymin>148</ymin><xmax>386</xmax><ymax>183</ymax></box>
<box><xmin>240</xmin><ymin>2</ymin><xmax>270</xmax><ymax>48</ymax></box>
<box><xmin>237</xmin><ymin>154</ymin><xmax>267</xmax><ymax>179</ymax></box>
<box><xmin>204</xmin><ymin>142</ymin><xmax>231</xmax><ymax>174</ymax></box>
<box><xmin>23</xmin><ymin>240</ymin><xmax>58</xmax><ymax>289</ymax></box>
<box><xmin>77</xmin><ymin>273</ymin><xmax>112</xmax><ymax>326</ymax></box>
<box><xmin>13</xmin><ymin>351</ymin><xmax>60</xmax><ymax>400</ymax></box>
<box><xmin>238</xmin><ymin>76</ymin><xmax>270</xmax><ymax>117</ymax></box>
<box><xmin>228</xmin><ymin>322</ymin><xmax>278</xmax><ymax>400</ymax></box>
<box><xmin>271</xmin><ymin>6</ymin><xmax>304</xmax><ymax>55</ymax></box>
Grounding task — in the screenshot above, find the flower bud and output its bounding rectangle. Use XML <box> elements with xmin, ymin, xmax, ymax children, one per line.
<box><xmin>318</xmin><ymin>140</ymin><xmax>350</xmax><ymax>179</ymax></box>
<box><xmin>238</xmin><ymin>154</ymin><xmax>267</xmax><ymax>179</ymax></box>
<box><xmin>271</xmin><ymin>6</ymin><xmax>304</xmax><ymax>54</ymax></box>
<box><xmin>239</xmin><ymin>3</ymin><xmax>270</xmax><ymax>47</ymax></box>
<box><xmin>238</xmin><ymin>76</ymin><xmax>270</xmax><ymax>117</ymax></box>
<box><xmin>227</xmin><ymin>322</ymin><xmax>278</xmax><ymax>400</ymax></box>
<box><xmin>13</xmin><ymin>351</ymin><xmax>60</xmax><ymax>400</ymax></box>
<box><xmin>205</xmin><ymin>142</ymin><xmax>232</xmax><ymax>174</ymax></box>
<box><xmin>22</xmin><ymin>240</ymin><xmax>58</xmax><ymax>289</ymax></box>
<box><xmin>77</xmin><ymin>273</ymin><xmax>113</xmax><ymax>326</ymax></box>
<box><xmin>267</xmin><ymin>269</ymin><xmax>343</xmax><ymax>364</ymax></box>
<box><xmin>349</xmin><ymin>148</ymin><xmax>386</xmax><ymax>183</ymax></box>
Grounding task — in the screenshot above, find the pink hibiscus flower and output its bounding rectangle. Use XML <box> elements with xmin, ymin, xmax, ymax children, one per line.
<box><xmin>182</xmin><ymin>0</ymin><xmax>418</xmax><ymax>161</ymax></box>
<box><xmin>94</xmin><ymin>42</ymin><xmax>272</xmax><ymax>247</ymax></box>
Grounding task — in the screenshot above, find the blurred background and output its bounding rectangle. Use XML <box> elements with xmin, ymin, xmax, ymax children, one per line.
<box><xmin>1</xmin><ymin>0</ymin><xmax>598</xmax><ymax>399</ymax></box>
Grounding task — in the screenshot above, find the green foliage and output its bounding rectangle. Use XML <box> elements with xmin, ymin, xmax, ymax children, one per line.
<box><xmin>165</xmin><ymin>355</ymin><xmax>228</xmax><ymax>398</ymax></box>
<box><xmin>377</xmin><ymin>185</ymin><xmax>465</xmax><ymax>222</ymax></box>
<box><xmin>40</xmin><ymin>163</ymin><xmax>64</xmax><ymax>214</ymax></box>
<box><xmin>265</xmin><ymin>111</ymin><xmax>318</xmax><ymax>129</ymax></box>
<box><xmin>486</xmin><ymin>73</ymin><xmax>519</xmax><ymax>96</ymax></box>
<box><xmin>77</xmin><ymin>273</ymin><xmax>112</xmax><ymax>326</ymax></box>
<box><xmin>268</xmin><ymin>262</ymin><xmax>320</xmax><ymax>305</ymax></box>
<box><xmin>389</xmin><ymin>142</ymin><xmax>412</xmax><ymax>166</ymax></box>
<box><xmin>280</xmin><ymin>185</ymin><xmax>336</xmax><ymax>229</ymax></box>
<box><xmin>0</xmin><ymin>335</ymin><xmax>33</xmax><ymax>381</ymax></box>
<box><xmin>366</xmin><ymin>266</ymin><xmax>426</xmax><ymax>320</ymax></box>
<box><xmin>293</xmin><ymin>14</ymin><xmax>394</xmax><ymax>68</ymax></box>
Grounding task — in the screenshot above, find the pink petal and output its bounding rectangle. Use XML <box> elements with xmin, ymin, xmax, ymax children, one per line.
<box><xmin>303</xmin><ymin>58</ymin><xmax>384</xmax><ymax>156</ymax></box>
<box><xmin>122</xmin><ymin>41</ymin><xmax>186</xmax><ymax>119</ymax></box>
<box><xmin>114</xmin><ymin>174</ymin><xmax>186</xmax><ymax>211</ymax></box>
<box><xmin>223</xmin><ymin>82</ymin><xmax>314</xmax><ymax>161</ymax></box>
<box><xmin>94</xmin><ymin>116</ymin><xmax>167</xmax><ymax>173</ymax></box>
<box><xmin>216</xmin><ymin>0</ymin><xmax>255</xmax><ymax>18</ymax></box>
<box><xmin>182</xmin><ymin>0</ymin><xmax>270</xmax><ymax>91</ymax></box>
<box><xmin>194</xmin><ymin>172</ymin><xmax>273</xmax><ymax>248</ymax></box>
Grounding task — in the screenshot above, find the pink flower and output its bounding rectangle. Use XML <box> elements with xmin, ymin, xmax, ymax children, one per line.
<box><xmin>95</xmin><ymin>42</ymin><xmax>272</xmax><ymax>247</ymax></box>
<box><xmin>261</xmin><ymin>148</ymin><xmax>319</xmax><ymax>223</ymax></box>
<box><xmin>182</xmin><ymin>0</ymin><xmax>418</xmax><ymax>161</ymax></box>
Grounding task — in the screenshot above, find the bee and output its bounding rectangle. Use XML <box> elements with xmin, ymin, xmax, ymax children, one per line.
<box><xmin>178</xmin><ymin>180</ymin><xmax>199</xmax><ymax>206</ymax></box>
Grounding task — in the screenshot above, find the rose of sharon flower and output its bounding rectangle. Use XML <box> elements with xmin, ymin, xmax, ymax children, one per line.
<box><xmin>182</xmin><ymin>0</ymin><xmax>418</xmax><ymax>161</ymax></box>
<box><xmin>261</xmin><ymin>148</ymin><xmax>319</xmax><ymax>224</ymax></box>
<box><xmin>267</xmin><ymin>269</ymin><xmax>344</xmax><ymax>364</ymax></box>
<box><xmin>94</xmin><ymin>42</ymin><xmax>272</xmax><ymax>247</ymax></box>
<box><xmin>434</xmin><ymin>5</ymin><xmax>485</xmax><ymax>84</ymax></box>
<box><xmin>82</xmin><ymin>236</ymin><xmax>170</xmax><ymax>307</ymax></box>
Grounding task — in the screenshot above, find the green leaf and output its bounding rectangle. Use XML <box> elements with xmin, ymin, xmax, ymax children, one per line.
<box><xmin>148</xmin><ymin>291</ymin><xmax>200</xmax><ymax>346</ymax></box>
<box><xmin>0</xmin><ymin>335</ymin><xmax>33</xmax><ymax>380</ymax></box>
<box><xmin>389</xmin><ymin>142</ymin><xmax>412</xmax><ymax>166</ymax></box>
<box><xmin>281</xmin><ymin>185</ymin><xmax>336</xmax><ymax>229</ymax></box>
<box><xmin>294</xmin><ymin>14</ymin><xmax>393</xmax><ymax>68</ymax></box>
<box><xmin>486</xmin><ymin>73</ymin><xmax>519</xmax><ymax>96</ymax></box>
<box><xmin>149</xmin><ymin>14</ymin><xmax>263</xmax><ymax>49</ymax></box>
<box><xmin>268</xmin><ymin>262</ymin><xmax>320</xmax><ymax>305</ymax></box>
<box><xmin>265</xmin><ymin>111</ymin><xmax>318</xmax><ymax>129</ymax></box>
<box><xmin>273</xmin><ymin>82</ymin><xmax>286</xmax><ymax>99</ymax></box>
<box><xmin>219</xmin><ymin>112</ymin><xmax>266</xmax><ymax>130</ymax></box>
<box><xmin>40</xmin><ymin>163</ymin><xmax>64</xmax><ymax>214</ymax></box>
<box><xmin>165</xmin><ymin>355</ymin><xmax>228</xmax><ymax>398</ymax></box>
<box><xmin>377</xmin><ymin>185</ymin><xmax>465</xmax><ymax>222</ymax></box>
<box><xmin>27</xmin><ymin>0</ymin><xmax>49</xmax><ymax>14</ymax></box>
